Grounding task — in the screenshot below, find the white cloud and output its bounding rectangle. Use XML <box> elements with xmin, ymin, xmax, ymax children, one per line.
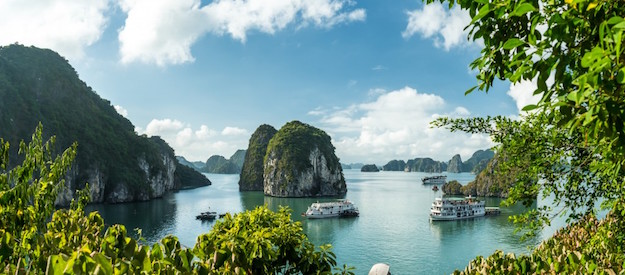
<box><xmin>507</xmin><ymin>80</ymin><xmax>541</xmax><ymax>113</ymax></box>
<box><xmin>312</xmin><ymin>87</ymin><xmax>492</xmax><ymax>164</ymax></box>
<box><xmin>140</xmin><ymin>119</ymin><xmax>249</xmax><ymax>161</ymax></box>
<box><xmin>114</xmin><ymin>105</ymin><xmax>128</xmax><ymax>117</ymax></box>
<box><xmin>118</xmin><ymin>0</ymin><xmax>365</xmax><ymax>66</ymax></box>
<box><xmin>402</xmin><ymin>2</ymin><xmax>476</xmax><ymax>50</ymax></box>
<box><xmin>0</xmin><ymin>0</ymin><xmax>110</xmax><ymax>60</ymax></box>
<box><xmin>221</xmin><ymin>127</ymin><xmax>248</xmax><ymax>136</ymax></box>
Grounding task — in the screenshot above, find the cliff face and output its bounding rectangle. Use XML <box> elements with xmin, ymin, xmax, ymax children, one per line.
<box><xmin>239</xmin><ymin>125</ymin><xmax>277</xmax><ymax>191</ymax></box>
<box><xmin>263</xmin><ymin>121</ymin><xmax>346</xmax><ymax>197</ymax></box>
<box><xmin>447</xmin><ymin>154</ymin><xmax>464</xmax><ymax>173</ymax></box>
<box><xmin>0</xmin><ymin>45</ymin><xmax>210</xmax><ymax>205</ymax></box>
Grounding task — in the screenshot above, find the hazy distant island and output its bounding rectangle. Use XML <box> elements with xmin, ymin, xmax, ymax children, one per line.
<box><xmin>360</xmin><ymin>164</ymin><xmax>380</xmax><ymax>172</ymax></box>
<box><xmin>177</xmin><ymin>149</ymin><xmax>247</xmax><ymax>174</ymax></box>
<box><xmin>239</xmin><ymin>121</ymin><xmax>346</xmax><ymax>197</ymax></box>
<box><xmin>0</xmin><ymin>45</ymin><xmax>210</xmax><ymax>205</ymax></box>
<box><xmin>381</xmin><ymin>149</ymin><xmax>494</xmax><ymax>174</ymax></box>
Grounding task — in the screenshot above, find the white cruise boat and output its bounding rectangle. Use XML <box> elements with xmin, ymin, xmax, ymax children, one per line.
<box><xmin>429</xmin><ymin>196</ymin><xmax>485</xmax><ymax>221</ymax></box>
<box><xmin>422</xmin><ymin>175</ymin><xmax>447</xmax><ymax>185</ymax></box>
<box><xmin>304</xmin><ymin>200</ymin><xmax>359</xmax><ymax>219</ymax></box>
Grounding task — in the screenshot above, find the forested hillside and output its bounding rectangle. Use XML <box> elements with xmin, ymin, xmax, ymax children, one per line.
<box><xmin>0</xmin><ymin>44</ymin><xmax>209</xmax><ymax>204</ymax></box>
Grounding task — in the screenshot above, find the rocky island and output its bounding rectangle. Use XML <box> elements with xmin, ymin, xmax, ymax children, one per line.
<box><xmin>360</xmin><ymin>164</ymin><xmax>380</xmax><ymax>172</ymax></box>
<box><xmin>263</xmin><ymin>121</ymin><xmax>346</xmax><ymax>197</ymax></box>
<box><xmin>239</xmin><ymin>121</ymin><xmax>346</xmax><ymax>197</ymax></box>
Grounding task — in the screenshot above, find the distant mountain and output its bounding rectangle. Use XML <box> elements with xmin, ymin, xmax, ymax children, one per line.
<box><xmin>383</xmin><ymin>160</ymin><xmax>406</xmax><ymax>171</ymax></box>
<box><xmin>0</xmin><ymin>44</ymin><xmax>210</xmax><ymax>205</ymax></box>
<box><xmin>176</xmin><ymin>156</ymin><xmax>204</xmax><ymax>171</ymax></box>
<box><xmin>447</xmin><ymin>154</ymin><xmax>464</xmax><ymax>173</ymax></box>
<box><xmin>462</xmin><ymin>149</ymin><xmax>495</xmax><ymax>173</ymax></box>
<box><xmin>405</xmin><ymin>158</ymin><xmax>447</xmax><ymax>173</ymax></box>
<box><xmin>201</xmin><ymin>150</ymin><xmax>247</xmax><ymax>174</ymax></box>
<box><xmin>340</xmin><ymin>163</ymin><xmax>352</xmax><ymax>169</ymax></box>
<box><xmin>381</xmin><ymin>149</ymin><xmax>494</xmax><ymax>174</ymax></box>
<box><xmin>177</xmin><ymin>150</ymin><xmax>247</xmax><ymax>174</ymax></box>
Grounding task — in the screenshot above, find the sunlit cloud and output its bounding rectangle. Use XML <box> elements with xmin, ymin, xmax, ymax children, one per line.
<box><xmin>140</xmin><ymin>118</ymin><xmax>249</xmax><ymax>161</ymax></box>
<box><xmin>311</xmin><ymin>87</ymin><xmax>493</xmax><ymax>164</ymax></box>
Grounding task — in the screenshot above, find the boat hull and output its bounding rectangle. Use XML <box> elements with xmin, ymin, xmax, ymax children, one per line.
<box><xmin>430</xmin><ymin>213</ymin><xmax>485</xmax><ymax>221</ymax></box>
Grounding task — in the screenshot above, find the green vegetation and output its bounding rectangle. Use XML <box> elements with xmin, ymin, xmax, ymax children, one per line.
<box><xmin>239</xmin><ymin>124</ymin><xmax>277</xmax><ymax>191</ymax></box>
<box><xmin>0</xmin><ymin>44</ymin><xmax>208</xmax><ymax>203</ymax></box>
<box><xmin>427</xmin><ymin>0</ymin><xmax>625</xmax><ymax>272</ymax></box>
<box><xmin>460</xmin><ymin>152</ymin><xmax>517</xmax><ymax>197</ymax></box>
<box><xmin>265</xmin><ymin>121</ymin><xmax>342</xmax><ymax>179</ymax></box>
<box><xmin>442</xmin><ymin>180</ymin><xmax>463</xmax><ymax>195</ymax></box>
<box><xmin>0</xmin><ymin>126</ymin><xmax>352</xmax><ymax>274</ymax></box>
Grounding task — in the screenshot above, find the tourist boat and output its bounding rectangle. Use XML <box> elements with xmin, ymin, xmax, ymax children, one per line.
<box><xmin>422</xmin><ymin>175</ymin><xmax>447</xmax><ymax>184</ymax></box>
<box><xmin>429</xmin><ymin>195</ymin><xmax>485</xmax><ymax>221</ymax></box>
<box><xmin>196</xmin><ymin>211</ymin><xmax>218</xmax><ymax>220</ymax></box>
<box><xmin>304</xmin><ymin>200</ymin><xmax>359</xmax><ymax>219</ymax></box>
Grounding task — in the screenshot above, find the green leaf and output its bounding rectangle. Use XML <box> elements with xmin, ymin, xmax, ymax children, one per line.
<box><xmin>465</xmin><ymin>86</ymin><xmax>478</xmax><ymax>95</ymax></box>
<box><xmin>93</xmin><ymin>253</ymin><xmax>113</xmax><ymax>275</ymax></box>
<box><xmin>503</xmin><ymin>38</ymin><xmax>525</xmax><ymax>50</ymax></box>
<box><xmin>471</xmin><ymin>4</ymin><xmax>493</xmax><ymax>24</ymax></box>
<box><xmin>510</xmin><ymin>3</ymin><xmax>536</xmax><ymax>17</ymax></box>
<box><xmin>617</xmin><ymin>68</ymin><xmax>625</xmax><ymax>84</ymax></box>
<box><xmin>522</xmin><ymin>104</ymin><xmax>538</xmax><ymax>111</ymax></box>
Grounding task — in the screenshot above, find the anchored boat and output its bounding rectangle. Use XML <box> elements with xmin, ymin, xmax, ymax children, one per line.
<box><xmin>196</xmin><ymin>210</ymin><xmax>218</xmax><ymax>220</ymax></box>
<box><xmin>429</xmin><ymin>195</ymin><xmax>485</xmax><ymax>221</ymax></box>
<box><xmin>304</xmin><ymin>200</ymin><xmax>359</xmax><ymax>219</ymax></box>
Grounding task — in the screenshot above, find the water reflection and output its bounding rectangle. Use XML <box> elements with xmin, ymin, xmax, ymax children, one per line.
<box><xmin>86</xmin><ymin>194</ymin><xmax>177</xmax><ymax>243</ymax></box>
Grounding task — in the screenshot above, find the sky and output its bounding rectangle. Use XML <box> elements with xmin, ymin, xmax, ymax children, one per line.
<box><xmin>0</xmin><ymin>0</ymin><xmax>539</xmax><ymax>165</ymax></box>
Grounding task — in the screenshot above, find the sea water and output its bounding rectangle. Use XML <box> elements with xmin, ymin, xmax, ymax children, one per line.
<box><xmin>87</xmin><ymin>170</ymin><xmax>566</xmax><ymax>274</ymax></box>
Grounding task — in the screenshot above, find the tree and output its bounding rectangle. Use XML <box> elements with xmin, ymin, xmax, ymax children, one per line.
<box><xmin>0</xmin><ymin>125</ymin><xmax>353</xmax><ymax>274</ymax></box>
<box><xmin>424</xmin><ymin>0</ymin><xmax>625</xmax><ymax>272</ymax></box>
<box><xmin>427</xmin><ymin>0</ymin><xmax>625</xmax><ymax>231</ymax></box>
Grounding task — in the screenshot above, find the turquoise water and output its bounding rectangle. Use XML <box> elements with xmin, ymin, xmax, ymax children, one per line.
<box><xmin>87</xmin><ymin>170</ymin><xmax>565</xmax><ymax>274</ymax></box>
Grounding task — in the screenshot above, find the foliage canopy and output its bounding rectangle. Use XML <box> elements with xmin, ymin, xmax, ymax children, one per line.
<box><xmin>426</xmin><ymin>0</ymin><xmax>625</xmax><ymax>272</ymax></box>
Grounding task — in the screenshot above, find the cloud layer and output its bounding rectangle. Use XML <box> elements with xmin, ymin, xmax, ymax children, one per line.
<box><xmin>1</xmin><ymin>0</ymin><xmax>363</xmax><ymax>66</ymax></box>
<box><xmin>0</xmin><ymin>0</ymin><xmax>110</xmax><ymax>60</ymax></box>
<box><xmin>310</xmin><ymin>87</ymin><xmax>493</xmax><ymax>164</ymax></box>
<box><xmin>140</xmin><ymin>118</ymin><xmax>249</xmax><ymax>161</ymax></box>
<box><xmin>118</xmin><ymin>0</ymin><xmax>365</xmax><ymax>66</ymax></box>
<box><xmin>402</xmin><ymin>2</ymin><xmax>475</xmax><ymax>50</ymax></box>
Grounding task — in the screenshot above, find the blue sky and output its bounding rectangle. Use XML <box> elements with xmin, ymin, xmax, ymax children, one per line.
<box><xmin>1</xmin><ymin>0</ymin><xmax>538</xmax><ymax>164</ymax></box>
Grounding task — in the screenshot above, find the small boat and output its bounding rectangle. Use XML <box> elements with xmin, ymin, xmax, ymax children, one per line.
<box><xmin>422</xmin><ymin>175</ymin><xmax>447</xmax><ymax>185</ymax></box>
<box><xmin>432</xmin><ymin>185</ymin><xmax>439</xmax><ymax>191</ymax></box>
<box><xmin>304</xmin><ymin>200</ymin><xmax>359</xmax><ymax>219</ymax></box>
<box><xmin>430</xmin><ymin>195</ymin><xmax>485</xmax><ymax>221</ymax></box>
<box><xmin>196</xmin><ymin>211</ymin><xmax>217</xmax><ymax>220</ymax></box>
